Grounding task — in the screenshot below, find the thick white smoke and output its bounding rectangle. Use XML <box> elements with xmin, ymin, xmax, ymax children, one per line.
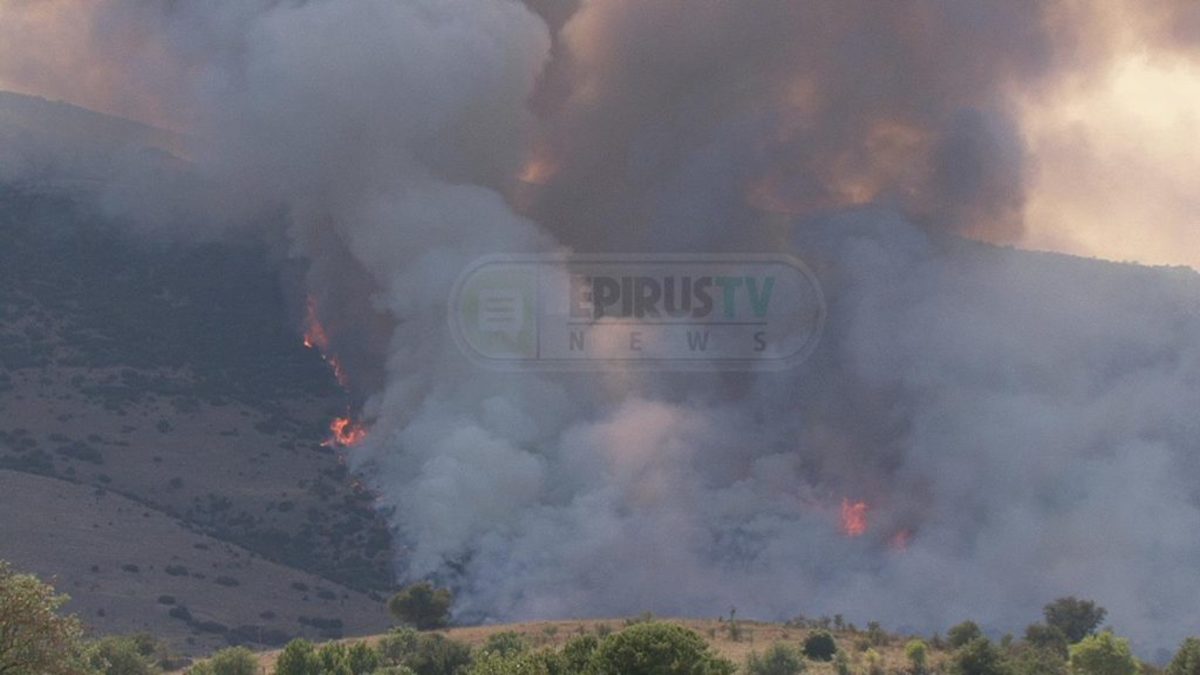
<box><xmin>4</xmin><ymin>0</ymin><xmax>1200</xmax><ymax>660</ymax></box>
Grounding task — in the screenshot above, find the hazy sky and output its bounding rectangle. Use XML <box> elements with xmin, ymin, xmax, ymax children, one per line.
<box><xmin>2</xmin><ymin>0</ymin><xmax>1197</xmax><ymax>268</ymax></box>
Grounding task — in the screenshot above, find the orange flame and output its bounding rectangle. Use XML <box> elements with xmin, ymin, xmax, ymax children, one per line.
<box><xmin>324</xmin><ymin>417</ymin><xmax>367</xmax><ymax>447</ymax></box>
<box><xmin>302</xmin><ymin>296</ymin><xmax>349</xmax><ymax>387</ymax></box>
<box><xmin>840</xmin><ymin>498</ymin><xmax>869</xmax><ymax>537</ymax></box>
<box><xmin>517</xmin><ymin>145</ymin><xmax>558</xmax><ymax>185</ymax></box>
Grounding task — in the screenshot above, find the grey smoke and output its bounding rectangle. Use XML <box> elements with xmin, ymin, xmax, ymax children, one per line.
<box><xmin>4</xmin><ymin>0</ymin><xmax>1200</xmax><ymax>659</ymax></box>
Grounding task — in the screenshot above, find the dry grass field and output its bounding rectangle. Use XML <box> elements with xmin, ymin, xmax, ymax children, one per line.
<box><xmin>247</xmin><ymin>617</ymin><xmax>950</xmax><ymax>674</ymax></box>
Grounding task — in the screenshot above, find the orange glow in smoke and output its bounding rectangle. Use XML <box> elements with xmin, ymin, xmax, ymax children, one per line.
<box><xmin>840</xmin><ymin>498</ymin><xmax>869</xmax><ymax>537</ymax></box>
<box><xmin>888</xmin><ymin>528</ymin><xmax>912</xmax><ymax>552</ymax></box>
<box><xmin>302</xmin><ymin>296</ymin><xmax>329</xmax><ymax>351</ymax></box>
<box><xmin>324</xmin><ymin>417</ymin><xmax>368</xmax><ymax>447</ymax></box>
<box><xmin>517</xmin><ymin>144</ymin><xmax>558</xmax><ymax>185</ymax></box>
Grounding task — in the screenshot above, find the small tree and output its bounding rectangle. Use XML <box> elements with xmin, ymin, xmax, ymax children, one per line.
<box><xmin>193</xmin><ymin>647</ymin><xmax>257</xmax><ymax>675</ymax></box>
<box><xmin>480</xmin><ymin>631</ymin><xmax>528</xmax><ymax>658</ymax></box>
<box><xmin>274</xmin><ymin>639</ymin><xmax>323</xmax><ymax>675</ymax></box>
<box><xmin>1010</xmin><ymin>644</ymin><xmax>1068</xmax><ymax>675</ymax></box>
<box><xmin>948</xmin><ymin>622</ymin><xmax>985</xmax><ymax>649</ymax></box>
<box><xmin>905</xmin><ymin>639</ymin><xmax>929</xmax><ymax>675</ymax></box>
<box><xmin>1167</xmin><ymin>637</ymin><xmax>1200</xmax><ymax>675</ymax></box>
<box><xmin>1068</xmin><ymin>632</ymin><xmax>1138</xmax><ymax>675</ymax></box>
<box><xmin>950</xmin><ymin>638</ymin><xmax>1009</xmax><ymax>675</ymax></box>
<box><xmin>347</xmin><ymin>642</ymin><xmax>381</xmax><ymax>675</ymax></box>
<box><xmin>1044</xmin><ymin>598</ymin><xmax>1107</xmax><ymax>644</ymax></box>
<box><xmin>388</xmin><ymin>583</ymin><xmax>454</xmax><ymax>630</ymax></box>
<box><xmin>316</xmin><ymin>642</ymin><xmax>352</xmax><ymax>675</ymax></box>
<box><xmin>746</xmin><ymin>643</ymin><xmax>806</xmax><ymax>675</ymax></box>
<box><xmin>560</xmin><ymin>634</ymin><xmax>599</xmax><ymax>674</ymax></box>
<box><xmin>378</xmin><ymin>628</ymin><xmax>420</xmax><ymax>666</ymax></box>
<box><xmin>405</xmin><ymin>634</ymin><xmax>472</xmax><ymax>675</ymax></box>
<box><xmin>87</xmin><ymin>636</ymin><xmax>161</xmax><ymax>675</ymax></box>
<box><xmin>833</xmin><ymin>650</ymin><xmax>851</xmax><ymax>675</ymax></box>
<box><xmin>1025</xmin><ymin>624</ymin><xmax>1069</xmax><ymax>659</ymax></box>
<box><xmin>803</xmin><ymin>630</ymin><xmax>838</xmax><ymax>661</ymax></box>
<box><xmin>0</xmin><ymin>561</ymin><xmax>89</xmax><ymax>675</ymax></box>
<box><xmin>590</xmin><ymin>622</ymin><xmax>736</xmax><ymax>675</ymax></box>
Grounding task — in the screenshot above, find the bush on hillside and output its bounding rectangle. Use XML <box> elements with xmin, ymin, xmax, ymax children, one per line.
<box><xmin>905</xmin><ymin>639</ymin><xmax>929</xmax><ymax>675</ymax></box>
<box><xmin>186</xmin><ymin>647</ymin><xmax>256</xmax><ymax>675</ymax></box>
<box><xmin>590</xmin><ymin>622</ymin><xmax>736</xmax><ymax>675</ymax></box>
<box><xmin>948</xmin><ymin>622</ymin><xmax>985</xmax><ymax>649</ymax></box>
<box><xmin>1167</xmin><ymin>637</ymin><xmax>1200</xmax><ymax>675</ymax></box>
<box><xmin>949</xmin><ymin>638</ymin><xmax>1008</xmax><ymax>675</ymax></box>
<box><xmin>1044</xmin><ymin>598</ymin><xmax>1107</xmax><ymax>644</ymax></box>
<box><xmin>1025</xmin><ymin>624</ymin><xmax>1070</xmax><ymax>658</ymax></box>
<box><xmin>746</xmin><ymin>642</ymin><xmax>806</xmax><ymax>675</ymax></box>
<box><xmin>388</xmin><ymin>583</ymin><xmax>454</xmax><ymax>631</ymax></box>
<box><xmin>274</xmin><ymin>639</ymin><xmax>322</xmax><ymax>675</ymax></box>
<box><xmin>1068</xmin><ymin>632</ymin><xmax>1138</xmax><ymax>675</ymax></box>
<box><xmin>86</xmin><ymin>636</ymin><xmax>160</xmax><ymax>675</ymax></box>
<box><xmin>803</xmin><ymin>630</ymin><xmax>838</xmax><ymax>661</ymax></box>
<box><xmin>479</xmin><ymin>631</ymin><xmax>529</xmax><ymax>658</ymax></box>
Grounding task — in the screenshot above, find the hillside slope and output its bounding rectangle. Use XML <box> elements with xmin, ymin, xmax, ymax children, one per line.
<box><xmin>0</xmin><ymin>470</ymin><xmax>390</xmax><ymax>653</ymax></box>
<box><xmin>0</xmin><ymin>185</ymin><xmax>395</xmax><ymax>652</ymax></box>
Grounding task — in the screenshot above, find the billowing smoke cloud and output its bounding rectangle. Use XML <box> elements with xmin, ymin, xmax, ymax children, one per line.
<box><xmin>4</xmin><ymin>0</ymin><xmax>1200</xmax><ymax>659</ymax></box>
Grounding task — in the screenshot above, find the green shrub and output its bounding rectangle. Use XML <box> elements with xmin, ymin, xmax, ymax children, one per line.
<box><xmin>388</xmin><ymin>583</ymin><xmax>454</xmax><ymax>631</ymax></box>
<box><xmin>316</xmin><ymin>642</ymin><xmax>352</xmax><ymax>675</ymax></box>
<box><xmin>479</xmin><ymin>632</ymin><xmax>529</xmax><ymax>658</ymax></box>
<box><xmin>405</xmin><ymin>634</ymin><xmax>472</xmax><ymax>675</ymax></box>
<box><xmin>87</xmin><ymin>637</ymin><xmax>160</xmax><ymax>675</ymax></box>
<box><xmin>0</xmin><ymin>560</ymin><xmax>89</xmax><ymax>675</ymax></box>
<box><xmin>905</xmin><ymin>639</ymin><xmax>929</xmax><ymax>674</ymax></box>
<box><xmin>1167</xmin><ymin>637</ymin><xmax>1200</xmax><ymax>675</ymax></box>
<box><xmin>803</xmin><ymin>630</ymin><xmax>838</xmax><ymax>661</ymax></box>
<box><xmin>274</xmin><ymin>639</ymin><xmax>322</xmax><ymax>675</ymax></box>
<box><xmin>1068</xmin><ymin>632</ymin><xmax>1137</xmax><ymax>675</ymax></box>
<box><xmin>833</xmin><ymin>650</ymin><xmax>851</xmax><ymax>675</ymax></box>
<box><xmin>590</xmin><ymin>622</ymin><xmax>735</xmax><ymax>675</ymax></box>
<box><xmin>467</xmin><ymin>650</ymin><xmax>556</xmax><ymax>675</ymax></box>
<box><xmin>1009</xmin><ymin>645</ymin><xmax>1068</xmax><ymax>675</ymax></box>
<box><xmin>560</xmin><ymin>635</ymin><xmax>599</xmax><ymax>674</ymax></box>
<box><xmin>1044</xmin><ymin>598</ymin><xmax>1107</xmax><ymax>645</ymax></box>
<box><xmin>194</xmin><ymin>647</ymin><xmax>256</xmax><ymax>675</ymax></box>
<box><xmin>863</xmin><ymin>648</ymin><xmax>885</xmax><ymax>675</ymax></box>
<box><xmin>949</xmin><ymin>638</ymin><xmax>1008</xmax><ymax>675</ymax></box>
<box><xmin>347</xmin><ymin>642</ymin><xmax>381</xmax><ymax>675</ymax></box>
<box><xmin>746</xmin><ymin>643</ymin><xmax>806</xmax><ymax>675</ymax></box>
<box><xmin>1025</xmin><ymin>624</ymin><xmax>1069</xmax><ymax>659</ymax></box>
<box><xmin>948</xmin><ymin>622</ymin><xmax>985</xmax><ymax>649</ymax></box>
<box><xmin>379</xmin><ymin>628</ymin><xmax>420</xmax><ymax>666</ymax></box>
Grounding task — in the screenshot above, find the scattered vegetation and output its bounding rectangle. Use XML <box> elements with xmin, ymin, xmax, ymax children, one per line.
<box><xmin>8</xmin><ymin>554</ymin><xmax>1200</xmax><ymax>675</ymax></box>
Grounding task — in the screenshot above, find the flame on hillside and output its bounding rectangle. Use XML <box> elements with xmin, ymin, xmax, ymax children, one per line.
<box><xmin>302</xmin><ymin>296</ymin><xmax>349</xmax><ymax>387</ymax></box>
<box><xmin>324</xmin><ymin>416</ymin><xmax>368</xmax><ymax>447</ymax></box>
